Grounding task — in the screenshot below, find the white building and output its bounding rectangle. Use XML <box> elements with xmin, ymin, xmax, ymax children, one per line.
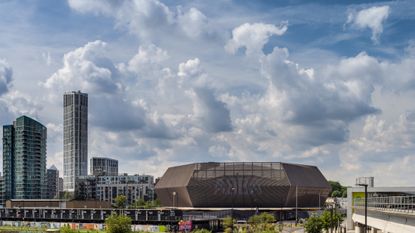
<box><xmin>96</xmin><ymin>174</ymin><xmax>154</xmax><ymax>206</ymax></box>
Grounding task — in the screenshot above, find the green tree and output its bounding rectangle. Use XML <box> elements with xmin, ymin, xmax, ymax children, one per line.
<box><xmin>131</xmin><ymin>198</ymin><xmax>146</xmax><ymax>209</ymax></box>
<box><xmin>320</xmin><ymin>210</ymin><xmax>343</xmax><ymax>232</ymax></box>
<box><xmin>115</xmin><ymin>195</ymin><xmax>127</xmax><ymax>209</ymax></box>
<box><xmin>248</xmin><ymin>212</ymin><xmax>276</xmax><ymax>232</ymax></box>
<box><xmin>304</xmin><ymin>215</ymin><xmax>323</xmax><ymax>233</ymax></box>
<box><xmin>105</xmin><ymin>214</ymin><xmax>132</xmax><ymax>233</ymax></box>
<box><xmin>328</xmin><ymin>180</ymin><xmax>348</xmax><ymax>197</ymax></box>
<box><xmin>223</xmin><ymin>216</ymin><xmax>234</xmax><ymax>233</ymax></box>
<box><xmin>60</xmin><ymin>225</ymin><xmax>77</xmax><ymax>233</ymax></box>
<box><xmin>331</xmin><ymin>190</ymin><xmax>342</xmax><ymax>197</ymax></box>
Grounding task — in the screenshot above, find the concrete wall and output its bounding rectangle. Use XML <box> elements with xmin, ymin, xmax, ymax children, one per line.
<box><xmin>0</xmin><ymin>221</ymin><xmax>168</xmax><ymax>232</ymax></box>
<box><xmin>353</xmin><ymin>212</ymin><xmax>415</xmax><ymax>233</ymax></box>
<box><xmin>6</xmin><ymin>200</ymin><xmax>111</xmax><ymax>208</ymax></box>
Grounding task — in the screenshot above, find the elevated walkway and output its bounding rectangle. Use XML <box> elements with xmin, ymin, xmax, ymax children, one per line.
<box><xmin>352</xmin><ymin>195</ymin><xmax>415</xmax><ymax>233</ymax></box>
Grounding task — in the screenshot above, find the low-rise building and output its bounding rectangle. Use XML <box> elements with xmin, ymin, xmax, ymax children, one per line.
<box><xmin>75</xmin><ymin>176</ymin><xmax>97</xmax><ymax>200</ymax></box>
<box><xmin>74</xmin><ymin>174</ymin><xmax>154</xmax><ymax>206</ymax></box>
<box><xmin>96</xmin><ymin>174</ymin><xmax>154</xmax><ymax>206</ymax></box>
<box><xmin>90</xmin><ymin>157</ymin><xmax>118</xmax><ymax>176</ymax></box>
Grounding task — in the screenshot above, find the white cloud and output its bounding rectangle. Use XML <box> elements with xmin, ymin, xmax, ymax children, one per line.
<box><xmin>336</xmin><ymin>112</ymin><xmax>415</xmax><ymax>185</ymax></box>
<box><xmin>43</xmin><ymin>40</ymin><xmax>122</xmax><ymax>94</ymax></box>
<box><xmin>0</xmin><ymin>59</ymin><xmax>13</xmax><ymax>96</ymax></box>
<box><xmin>67</xmin><ymin>0</ymin><xmax>210</xmax><ymax>40</ymax></box>
<box><xmin>225</xmin><ymin>22</ymin><xmax>288</xmax><ymax>56</ymax></box>
<box><xmin>347</xmin><ymin>5</ymin><xmax>390</xmax><ymax>43</ymax></box>
<box><xmin>177</xmin><ymin>7</ymin><xmax>209</xmax><ymax>38</ymax></box>
<box><xmin>177</xmin><ymin>58</ymin><xmax>202</xmax><ymax>79</ymax></box>
<box><xmin>192</xmin><ymin>87</ymin><xmax>232</xmax><ymax>133</ymax></box>
<box><xmin>124</xmin><ymin>44</ymin><xmax>169</xmax><ymax>76</ymax></box>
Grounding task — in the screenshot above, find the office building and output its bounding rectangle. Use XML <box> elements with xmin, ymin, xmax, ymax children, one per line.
<box><xmin>2</xmin><ymin>116</ymin><xmax>47</xmax><ymax>199</ymax></box>
<box><xmin>156</xmin><ymin>162</ymin><xmax>331</xmax><ymax>208</ymax></box>
<box><xmin>63</xmin><ymin>91</ymin><xmax>88</xmax><ymax>192</ymax></box>
<box><xmin>46</xmin><ymin>165</ymin><xmax>59</xmax><ymax>199</ymax></box>
<box><xmin>90</xmin><ymin>157</ymin><xmax>118</xmax><ymax>176</ymax></box>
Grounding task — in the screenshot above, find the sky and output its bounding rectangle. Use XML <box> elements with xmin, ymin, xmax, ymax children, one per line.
<box><xmin>1</xmin><ymin>0</ymin><xmax>415</xmax><ymax>186</ymax></box>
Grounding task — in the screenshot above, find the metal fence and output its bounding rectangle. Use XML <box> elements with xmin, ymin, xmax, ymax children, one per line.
<box><xmin>354</xmin><ymin>196</ymin><xmax>415</xmax><ymax>214</ymax></box>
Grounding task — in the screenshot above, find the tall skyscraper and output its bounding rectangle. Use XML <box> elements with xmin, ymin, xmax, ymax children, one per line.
<box><xmin>46</xmin><ymin>165</ymin><xmax>59</xmax><ymax>199</ymax></box>
<box><xmin>2</xmin><ymin>116</ymin><xmax>47</xmax><ymax>199</ymax></box>
<box><xmin>90</xmin><ymin>157</ymin><xmax>118</xmax><ymax>176</ymax></box>
<box><xmin>63</xmin><ymin>91</ymin><xmax>88</xmax><ymax>192</ymax></box>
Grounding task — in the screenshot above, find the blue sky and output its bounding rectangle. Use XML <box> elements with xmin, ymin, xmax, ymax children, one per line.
<box><xmin>1</xmin><ymin>0</ymin><xmax>415</xmax><ymax>186</ymax></box>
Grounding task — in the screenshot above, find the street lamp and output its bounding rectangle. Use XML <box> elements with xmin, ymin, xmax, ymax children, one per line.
<box><xmin>231</xmin><ymin>187</ymin><xmax>236</xmax><ymax>217</ymax></box>
<box><xmin>356</xmin><ymin>183</ymin><xmax>368</xmax><ymax>233</ymax></box>
<box><xmin>172</xmin><ymin>192</ymin><xmax>176</xmax><ymax>208</ymax></box>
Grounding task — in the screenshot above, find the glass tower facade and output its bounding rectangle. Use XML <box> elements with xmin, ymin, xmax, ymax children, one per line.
<box><xmin>2</xmin><ymin>116</ymin><xmax>47</xmax><ymax>199</ymax></box>
<box><xmin>63</xmin><ymin>91</ymin><xmax>88</xmax><ymax>192</ymax></box>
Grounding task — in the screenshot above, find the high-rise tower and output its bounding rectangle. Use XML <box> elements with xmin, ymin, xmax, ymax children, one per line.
<box><xmin>2</xmin><ymin>116</ymin><xmax>47</xmax><ymax>199</ymax></box>
<box><xmin>63</xmin><ymin>91</ymin><xmax>88</xmax><ymax>192</ymax></box>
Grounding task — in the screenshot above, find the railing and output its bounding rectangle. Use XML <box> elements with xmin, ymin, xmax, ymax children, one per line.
<box><xmin>353</xmin><ymin>195</ymin><xmax>415</xmax><ymax>214</ymax></box>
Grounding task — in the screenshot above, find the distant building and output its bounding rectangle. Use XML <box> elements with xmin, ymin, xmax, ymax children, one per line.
<box><xmin>75</xmin><ymin>176</ymin><xmax>97</xmax><ymax>200</ymax></box>
<box><xmin>90</xmin><ymin>157</ymin><xmax>118</xmax><ymax>176</ymax></box>
<box><xmin>73</xmin><ymin>174</ymin><xmax>154</xmax><ymax>206</ymax></box>
<box><xmin>156</xmin><ymin>162</ymin><xmax>331</xmax><ymax>208</ymax></box>
<box><xmin>46</xmin><ymin>165</ymin><xmax>59</xmax><ymax>199</ymax></box>
<box><xmin>0</xmin><ymin>175</ymin><xmax>4</xmax><ymax>206</ymax></box>
<box><xmin>58</xmin><ymin>177</ymin><xmax>63</xmax><ymax>193</ymax></box>
<box><xmin>63</xmin><ymin>91</ymin><xmax>88</xmax><ymax>192</ymax></box>
<box><xmin>96</xmin><ymin>174</ymin><xmax>154</xmax><ymax>206</ymax></box>
<box><xmin>2</xmin><ymin>116</ymin><xmax>47</xmax><ymax>200</ymax></box>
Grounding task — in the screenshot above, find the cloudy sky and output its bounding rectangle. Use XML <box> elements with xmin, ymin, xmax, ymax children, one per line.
<box><xmin>1</xmin><ymin>0</ymin><xmax>415</xmax><ymax>186</ymax></box>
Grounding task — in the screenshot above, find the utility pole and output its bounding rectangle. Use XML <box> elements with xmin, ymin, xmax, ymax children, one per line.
<box><xmin>295</xmin><ymin>185</ymin><xmax>298</xmax><ymax>226</ymax></box>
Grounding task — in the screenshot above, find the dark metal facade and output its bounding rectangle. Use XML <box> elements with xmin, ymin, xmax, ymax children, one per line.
<box><xmin>155</xmin><ymin>162</ymin><xmax>331</xmax><ymax>208</ymax></box>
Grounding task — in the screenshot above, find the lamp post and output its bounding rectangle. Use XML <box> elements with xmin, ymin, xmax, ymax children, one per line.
<box><xmin>231</xmin><ymin>187</ymin><xmax>236</xmax><ymax>217</ymax></box>
<box><xmin>356</xmin><ymin>184</ymin><xmax>368</xmax><ymax>233</ymax></box>
<box><xmin>172</xmin><ymin>192</ymin><xmax>176</xmax><ymax>208</ymax></box>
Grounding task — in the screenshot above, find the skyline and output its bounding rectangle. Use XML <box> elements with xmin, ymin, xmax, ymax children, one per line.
<box><xmin>1</xmin><ymin>0</ymin><xmax>415</xmax><ymax>186</ymax></box>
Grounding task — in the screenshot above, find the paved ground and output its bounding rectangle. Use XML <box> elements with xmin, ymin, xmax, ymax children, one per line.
<box><xmin>281</xmin><ymin>227</ymin><xmax>305</xmax><ymax>233</ymax></box>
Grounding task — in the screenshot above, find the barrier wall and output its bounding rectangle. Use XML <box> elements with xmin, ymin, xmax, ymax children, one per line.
<box><xmin>0</xmin><ymin>221</ymin><xmax>168</xmax><ymax>232</ymax></box>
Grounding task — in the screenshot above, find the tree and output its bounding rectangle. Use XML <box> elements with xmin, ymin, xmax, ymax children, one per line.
<box><xmin>223</xmin><ymin>216</ymin><xmax>234</xmax><ymax>233</ymax></box>
<box><xmin>60</xmin><ymin>225</ymin><xmax>77</xmax><ymax>233</ymax></box>
<box><xmin>331</xmin><ymin>190</ymin><xmax>342</xmax><ymax>197</ymax></box>
<box><xmin>304</xmin><ymin>215</ymin><xmax>323</xmax><ymax>233</ymax></box>
<box><xmin>248</xmin><ymin>212</ymin><xmax>276</xmax><ymax>232</ymax></box>
<box><xmin>320</xmin><ymin>210</ymin><xmax>343</xmax><ymax>232</ymax></box>
<box><xmin>115</xmin><ymin>195</ymin><xmax>127</xmax><ymax>209</ymax></box>
<box><xmin>328</xmin><ymin>180</ymin><xmax>347</xmax><ymax>198</ymax></box>
<box><xmin>105</xmin><ymin>214</ymin><xmax>132</xmax><ymax>233</ymax></box>
<box><xmin>131</xmin><ymin>198</ymin><xmax>146</xmax><ymax>209</ymax></box>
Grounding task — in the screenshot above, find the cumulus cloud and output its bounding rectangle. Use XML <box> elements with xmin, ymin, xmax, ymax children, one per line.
<box><xmin>347</xmin><ymin>5</ymin><xmax>390</xmax><ymax>43</ymax></box>
<box><xmin>178</xmin><ymin>58</ymin><xmax>201</xmax><ymax>77</ymax></box>
<box><xmin>0</xmin><ymin>59</ymin><xmax>13</xmax><ymax>96</ymax></box>
<box><xmin>192</xmin><ymin>87</ymin><xmax>232</xmax><ymax>133</ymax></box>
<box><xmin>258</xmin><ymin>47</ymin><xmax>379</xmax><ymax>145</ymax></box>
<box><xmin>43</xmin><ymin>40</ymin><xmax>176</xmax><ymax>140</ymax></box>
<box><xmin>177</xmin><ymin>7</ymin><xmax>209</xmax><ymax>38</ymax></box>
<box><xmin>67</xmin><ymin>0</ymin><xmax>210</xmax><ymax>40</ymax></box>
<box><xmin>335</xmin><ymin>112</ymin><xmax>415</xmax><ymax>185</ymax></box>
<box><xmin>225</xmin><ymin>22</ymin><xmax>288</xmax><ymax>56</ymax></box>
<box><xmin>43</xmin><ymin>40</ymin><xmax>122</xmax><ymax>94</ymax></box>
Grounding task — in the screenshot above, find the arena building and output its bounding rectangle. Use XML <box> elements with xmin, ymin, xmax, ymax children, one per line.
<box><xmin>155</xmin><ymin>162</ymin><xmax>331</xmax><ymax>208</ymax></box>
